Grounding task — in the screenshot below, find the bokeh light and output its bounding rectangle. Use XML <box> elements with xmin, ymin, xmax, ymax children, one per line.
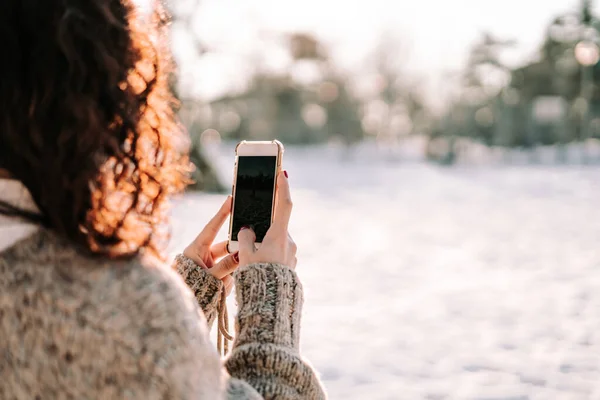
<box><xmin>318</xmin><ymin>82</ymin><xmax>339</xmax><ymax>103</ymax></box>
<box><xmin>302</xmin><ymin>104</ymin><xmax>328</xmax><ymax>128</ymax></box>
<box><xmin>200</xmin><ymin>128</ymin><xmax>222</xmax><ymax>146</ymax></box>
<box><xmin>575</xmin><ymin>41</ymin><xmax>600</xmax><ymax>66</ymax></box>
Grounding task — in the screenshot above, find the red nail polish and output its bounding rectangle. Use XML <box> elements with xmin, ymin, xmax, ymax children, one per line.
<box><xmin>233</xmin><ymin>252</ymin><xmax>239</xmax><ymax>263</ymax></box>
<box><xmin>284</xmin><ymin>170</ymin><xmax>289</xmax><ymax>178</ymax></box>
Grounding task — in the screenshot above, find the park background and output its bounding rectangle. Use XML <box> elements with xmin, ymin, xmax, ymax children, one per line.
<box><xmin>137</xmin><ymin>0</ymin><xmax>600</xmax><ymax>398</ymax></box>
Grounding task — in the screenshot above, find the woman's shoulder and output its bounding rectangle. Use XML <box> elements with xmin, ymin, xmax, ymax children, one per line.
<box><xmin>0</xmin><ymin>230</ymin><xmax>209</xmax><ymax>334</ymax></box>
<box><xmin>4</xmin><ymin>229</ymin><xmax>136</xmax><ymax>280</ymax></box>
<box><xmin>0</xmin><ymin>232</ymin><xmax>222</xmax><ymax>398</ymax></box>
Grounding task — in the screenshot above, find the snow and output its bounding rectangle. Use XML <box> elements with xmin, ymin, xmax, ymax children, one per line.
<box><xmin>170</xmin><ymin>143</ymin><xmax>600</xmax><ymax>399</ymax></box>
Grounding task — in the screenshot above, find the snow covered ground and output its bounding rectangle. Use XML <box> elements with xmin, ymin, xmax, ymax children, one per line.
<box><xmin>170</xmin><ymin>143</ymin><xmax>600</xmax><ymax>400</ymax></box>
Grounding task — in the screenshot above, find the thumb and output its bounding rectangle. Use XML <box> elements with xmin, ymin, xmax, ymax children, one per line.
<box><xmin>210</xmin><ymin>252</ymin><xmax>239</xmax><ymax>280</ymax></box>
<box><xmin>238</xmin><ymin>226</ymin><xmax>256</xmax><ymax>259</ymax></box>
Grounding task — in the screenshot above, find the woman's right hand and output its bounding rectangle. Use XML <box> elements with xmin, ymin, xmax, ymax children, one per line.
<box><xmin>238</xmin><ymin>171</ymin><xmax>297</xmax><ymax>269</ymax></box>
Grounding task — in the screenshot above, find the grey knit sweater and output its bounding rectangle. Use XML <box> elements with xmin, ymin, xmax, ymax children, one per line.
<box><xmin>0</xmin><ymin>229</ymin><xmax>326</xmax><ymax>399</ymax></box>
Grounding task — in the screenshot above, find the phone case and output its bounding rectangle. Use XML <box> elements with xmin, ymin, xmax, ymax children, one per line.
<box><xmin>227</xmin><ymin>140</ymin><xmax>284</xmax><ymax>252</ymax></box>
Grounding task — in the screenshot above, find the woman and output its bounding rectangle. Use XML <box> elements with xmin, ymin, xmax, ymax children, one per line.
<box><xmin>0</xmin><ymin>1</ymin><xmax>326</xmax><ymax>399</ymax></box>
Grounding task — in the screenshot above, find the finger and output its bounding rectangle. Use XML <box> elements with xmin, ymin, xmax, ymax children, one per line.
<box><xmin>196</xmin><ymin>196</ymin><xmax>232</xmax><ymax>245</ymax></box>
<box><xmin>273</xmin><ymin>171</ymin><xmax>292</xmax><ymax>232</ymax></box>
<box><xmin>238</xmin><ymin>227</ymin><xmax>256</xmax><ymax>259</ymax></box>
<box><xmin>210</xmin><ymin>241</ymin><xmax>229</xmax><ymax>260</ymax></box>
<box><xmin>210</xmin><ymin>252</ymin><xmax>240</xmax><ymax>280</ymax></box>
<box><xmin>223</xmin><ymin>275</ymin><xmax>234</xmax><ymax>296</ymax></box>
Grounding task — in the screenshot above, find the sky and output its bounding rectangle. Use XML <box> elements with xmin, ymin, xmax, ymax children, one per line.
<box><xmin>138</xmin><ymin>0</ymin><xmax>588</xmax><ymax>108</ymax></box>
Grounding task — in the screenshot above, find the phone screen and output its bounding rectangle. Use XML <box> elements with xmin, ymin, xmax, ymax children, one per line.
<box><xmin>231</xmin><ymin>156</ymin><xmax>277</xmax><ymax>242</ymax></box>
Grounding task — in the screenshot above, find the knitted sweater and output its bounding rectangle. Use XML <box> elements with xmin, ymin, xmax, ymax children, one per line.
<box><xmin>0</xmin><ymin>229</ymin><xmax>326</xmax><ymax>399</ymax></box>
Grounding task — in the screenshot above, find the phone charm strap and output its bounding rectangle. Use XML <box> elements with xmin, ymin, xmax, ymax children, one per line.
<box><xmin>217</xmin><ymin>286</ymin><xmax>234</xmax><ymax>356</ymax></box>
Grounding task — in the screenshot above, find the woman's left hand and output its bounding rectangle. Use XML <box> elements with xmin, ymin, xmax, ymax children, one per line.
<box><xmin>183</xmin><ymin>196</ymin><xmax>239</xmax><ymax>295</ymax></box>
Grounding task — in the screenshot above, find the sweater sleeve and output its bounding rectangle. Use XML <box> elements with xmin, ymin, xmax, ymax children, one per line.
<box><xmin>224</xmin><ymin>263</ymin><xmax>327</xmax><ymax>400</ymax></box>
<box><xmin>173</xmin><ymin>254</ymin><xmax>223</xmax><ymax>328</ymax></box>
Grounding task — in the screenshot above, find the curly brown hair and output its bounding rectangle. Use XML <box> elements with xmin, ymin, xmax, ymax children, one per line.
<box><xmin>0</xmin><ymin>0</ymin><xmax>190</xmax><ymax>259</ymax></box>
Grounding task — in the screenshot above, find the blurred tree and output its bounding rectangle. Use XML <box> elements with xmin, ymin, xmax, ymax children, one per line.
<box><xmin>322</xmin><ymin>78</ymin><xmax>364</xmax><ymax>146</ymax></box>
<box><xmin>462</xmin><ymin>32</ymin><xmax>515</xmax><ymax>146</ymax></box>
<box><xmin>583</xmin><ymin>0</ymin><xmax>594</xmax><ymax>25</ymax></box>
<box><xmin>206</xmin><ymin>32</ymin><xmax>365</xmax><ymax>146</ymax></box>
<box><xmin>509</xmin><ymin>9</ymin><xmax>600</xmax><ymax>149</ymax></box>
<box><xmin>433</xmin><ymin>9</ymin><xmax>600</xmax><ymax>162</ymax></box>
<box><xmin>426</xmin><ymin>3</ymin><xmax>600</xmax><ymax>165</ymax></box>
<box><xmin>367</xmin><ymin>35</ymin><xmax>429</xmax><ymax>156</ymax></box>
<box><xmin>429</xmin><ymin>32</ymin><xmax>515</xmax><ymax>163</ymax></box>
<box><xmin>288</xmin><ymin>33</ymin><xmax>327</xmax><ymax>61</ymax></box>
<box><xmin>167</xmin><ymin>0</ymin><xmax>225</xmax><ymax>192</ymax></box>
<box><xmin>466</xmin><ymin>33</ymin><xmax>516</xmax><ymax>75</ymax></box>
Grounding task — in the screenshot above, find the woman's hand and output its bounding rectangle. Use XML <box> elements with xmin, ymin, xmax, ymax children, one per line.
<box><xmin>238</xmin><ymin>171</ymin><xmax>297</xmax><ymax>269</ymax></box>
<box><xmin>183</xmin><ymin>196</ymin><xmax>239</xmax><ymax>295</ymax></box>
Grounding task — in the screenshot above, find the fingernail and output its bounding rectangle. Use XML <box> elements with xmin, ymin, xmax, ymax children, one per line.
<box><xmin>240</xmin><ymin>226</ymin><xmax>250</xmax><ymax>232</ymax></box>
<box><xmin>233</xmin><ymin>252</ymin><xmax>239</xmax><ymax>263</ymax></box>
<box><xmin>284</xmin><ymin>170</ymin><xmax>289</xmax><ymax>178</ymax></box>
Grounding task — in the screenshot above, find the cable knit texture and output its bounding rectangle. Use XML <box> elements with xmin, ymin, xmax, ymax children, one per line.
<box><xmin>225</xmin><ymin>264</ymin><xmax>325</xmax><ymax>400</ymax></box>
<box><xmin>173</xmin><ymin>254</ymin><xmax>223</xmax><ymax>328</ymax></box>
<box><xmin>0</xmin><ymin>230</ymin><xmax>326</xmax><ymax>399</ymax></box>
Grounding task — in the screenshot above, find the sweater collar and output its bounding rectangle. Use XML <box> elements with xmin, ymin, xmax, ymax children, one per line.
<box><xmin>0</xmin><ymin>179</ymin><xmax>40</xmax><ymax>252</ymax></box>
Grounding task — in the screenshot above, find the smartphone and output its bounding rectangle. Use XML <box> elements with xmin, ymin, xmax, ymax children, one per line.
<box><xmin>227</xmin><ymin>140</ymin><xmax>284</xmax><ymax>253</ymax></box>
